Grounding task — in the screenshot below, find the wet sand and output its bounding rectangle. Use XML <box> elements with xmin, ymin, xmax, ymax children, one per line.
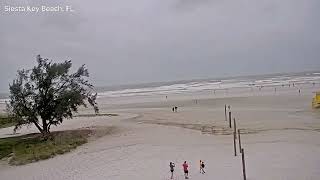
<box><xmin>0</xmin><ymin>84</ymin><xmax>320</xmax><ymax>180</ymax></box>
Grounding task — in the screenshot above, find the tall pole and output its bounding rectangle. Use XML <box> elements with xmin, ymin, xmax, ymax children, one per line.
<box><xmin>238</xmin><ymin>129</ymin><xmax>242</xmax><ymax>152</ymax></box>
<box><xmin>233</xmin><ymin>118</ymin><xmax>237</xmax><ymax>139</ymax></box>
<box><xmin>241</xmin><ymin>148</ymin><xmax>247</xmax><ymax>180</ymax></box>
<box><xmin>233</xmin><ymin>132</ymin><xmax>237</xmax><ymax>156</ymax></box>
<box><xmin>229</xmin><ymin>111</ymin><xmax>232</xmax><ymax>128</ymax></box>
<box><xmin>233</xmin><ymin>118</ymin><xmax>237</xmax><ymax>156</ymax></box>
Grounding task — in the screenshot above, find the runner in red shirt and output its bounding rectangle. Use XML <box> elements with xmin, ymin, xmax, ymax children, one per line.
<box><xmin>182</xmin><ymin>161</ymin><xmax>189</xmax><ymax>179</ymax></box>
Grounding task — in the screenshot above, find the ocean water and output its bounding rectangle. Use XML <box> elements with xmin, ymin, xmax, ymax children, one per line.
<box><xmin>97</xmin><ymin>72</ymin><xmax>320</xmax><ymax>98</ymax></box>
<box><xmin>1</xmin><ymin>72</ymin><xmax>320</xmax><ymax>103</ymax></box>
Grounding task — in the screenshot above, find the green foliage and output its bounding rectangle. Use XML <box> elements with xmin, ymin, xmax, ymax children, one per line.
<box><xmin>6</xmin><ymin>55</ymin><xmax>99</xmax><ymax>136</ymax></box>
<box><xmin>0</xmin><ymin>114</ymin><xmax>15</xmax><ymax>128</ymax></box>
<box><xmin>0</xmin><ymin>130</ymin><xmax>91</xmax><ymax>165</ymax></box>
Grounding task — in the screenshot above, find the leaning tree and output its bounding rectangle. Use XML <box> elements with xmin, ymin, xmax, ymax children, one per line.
<box><xmin>6</xmin><ymin>55</ymin><xmax>99</xmax><ymax>137</ymax></box>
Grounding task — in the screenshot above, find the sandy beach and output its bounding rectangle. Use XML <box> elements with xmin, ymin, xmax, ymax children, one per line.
<box><xmin>0</xmin><ymin>84</ymin><xmax>320</xmax><ymax>180</ymax></box>
<box><xmin>1</xmin><ymin>0</ymin><xmax>320</xmax><ymax>178</ymax></box>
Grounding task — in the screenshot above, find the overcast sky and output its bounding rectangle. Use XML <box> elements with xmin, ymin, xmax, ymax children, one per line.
<box><xmin>0</xmin><ymin>0</ymin><xmax>320</xmax><ymax>92</ymax></box>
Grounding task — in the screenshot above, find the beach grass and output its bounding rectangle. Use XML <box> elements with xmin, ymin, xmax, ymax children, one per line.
<box><xmin>0</xmin><ymin>114</ymin><xmax>15</xmax><ymax>129</ymax></box>
<box><xmin>0</xmin><ymin>113</ymin><xmax>118</xmax><ymax>129</ymax></box>
<box><xmin>0</xmin><ymin>130</ymin><xmax>92</xmax><ymax>165</ymax></box>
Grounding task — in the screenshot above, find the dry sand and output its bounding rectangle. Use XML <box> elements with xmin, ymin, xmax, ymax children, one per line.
<box><xmin>0</xmin><ymin>85</ymin><xmax>320</xmax><ymax>180</ymax></box>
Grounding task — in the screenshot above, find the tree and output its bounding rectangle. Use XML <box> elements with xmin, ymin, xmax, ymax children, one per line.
<box><xmin>6</xmin><ymin>55</ymin><xmax>99</xmax><ymax>137</ymax></box>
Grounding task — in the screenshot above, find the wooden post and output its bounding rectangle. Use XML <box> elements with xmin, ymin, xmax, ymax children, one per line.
<box><xmin>233</xmin><ymin>132</ymin><xmax>237</xmax><ymax>156</ymax></box>
<box><xmin>233</xmin><ymin>117</ymin><xmax>237</xmax><ymax>156</ymax></box>
<box><xmin>233</xmin><ymin>118</ymin><xmax>237</xmax><ymax>139</ymax></box>
<box><xmin>229</xmin><ymin>111</ymin><xmax>232</xmax><ymax>128</ymax></box>
<box><xmin>224</xmin><ymin>105</ymin><xmax>227</xmax><ymax>121</ymax></box>
<box><xmin>241</xmin><ymin>148</ymin><xmax>247</xmax><ymax>180</ymax></box>
<box><xmin>238</xmin><ymin>129</ymin><xmax>242</xmax><ymax>153</ymax></box>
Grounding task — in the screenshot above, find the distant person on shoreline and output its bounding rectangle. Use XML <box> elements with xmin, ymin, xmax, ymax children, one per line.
<box><xmin>172</xmin><ymin>107</ymin><xmax>175</xmax><ymax>112</ymax></box>
<box><xmin>175</xmin><ymin>106</ymin><xmax>178</xmax><ymax>112</ymax></box>
<box><xmin>183</xmin><ymin>161</ymin><xmax>189</xmax><ymax>179</ymax></box>
<box><xmin>169</xmin><ymin>162</ymin><xmax>175</xmax><ymax>179</ymax></box>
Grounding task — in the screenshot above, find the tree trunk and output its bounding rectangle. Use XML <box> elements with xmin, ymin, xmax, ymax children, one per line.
<box><xmin>34</xmin><ymin>119</ymin><xmax>51</xmax><ymax>140</ymax></box>
<box><xmin>33</xmin><ymin>121</ymin><xmax>44</xmax><ymax>134</ymax></box>
<box><xmin>42</xmin><ymin>118</ymin><xmax>48</xmax><ymax>133</ymax></box>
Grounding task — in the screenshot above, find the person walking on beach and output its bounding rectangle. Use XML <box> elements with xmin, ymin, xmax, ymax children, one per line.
<box><xmin>200</xmin><ymin>160</ymin><xmax>205</xmax><ymax>174</ymax></box>
<box><xmin>175</xmin><ymin>106</ymin><xmax>178</xmax><ymax>112</ymax></box>
<box><xmin>183</xmin><ymin>161</ymin><xmax>189</xmax><ymax>179</ymax></box>
<box><xmin>172</xmin><ymin>107</ymin><xmax>175</xmax><ymax>112</ymax></box>
<box><xmin>169</xmin><ymin>162</ymin><xmax>175</xmax><ymax>179</ymax></box>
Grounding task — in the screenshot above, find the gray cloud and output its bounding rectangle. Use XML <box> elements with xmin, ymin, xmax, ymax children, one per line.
<box><xmin>1</xmin><ymin>0</ymin><xmax>320</xmax><ymax>92</ymax></box>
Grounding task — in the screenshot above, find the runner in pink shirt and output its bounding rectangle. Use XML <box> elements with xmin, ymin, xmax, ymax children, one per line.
<box><xmin>182</xmin><ymin>161</ymin><xmax>189</xmax><ymax>179</ymax></box>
